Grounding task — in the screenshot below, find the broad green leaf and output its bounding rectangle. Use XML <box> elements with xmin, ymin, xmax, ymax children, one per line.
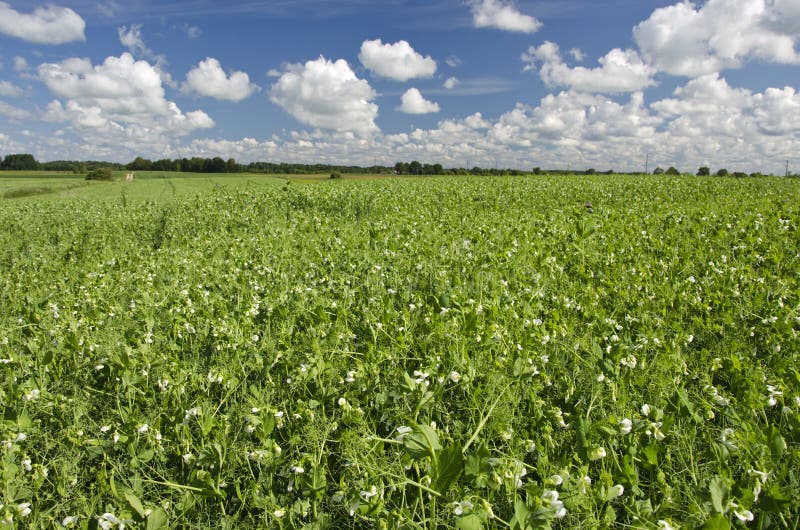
<box><xmin>709</xmin><ymin>476</ymin><xmax>729</xmax><ymax>514</ymax></box>
<box><xmin>146</xmin><ymin>508</ymin><xmax>168</xmax><ymax>530</ymax></box>
<box><xmin>403</xmin><ymin>422</ymin><xmax>441</xmax><ymax>461</ymax></box>
<box><xmin>123</xmin><ymin>490</ymin><xmax>146</xmax><ymax>519</ymax></box>
<box><xmin>457</xmin><ymin>514</ymin><xmax>484</xmax><ymax>530</ymax></box>
<box><xmin>433</xmin><ymin>444</ymin><xmax>463</xmax><ymax>493</ymax></box>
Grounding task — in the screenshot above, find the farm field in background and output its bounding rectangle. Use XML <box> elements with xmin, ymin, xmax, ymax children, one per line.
<box><xmin>1</xmin><ymin>174</ymin><xmax>799</xmax><ymax>529</ymax></box>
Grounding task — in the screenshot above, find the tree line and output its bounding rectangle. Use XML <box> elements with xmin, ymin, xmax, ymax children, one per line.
<box><xmin>0</xmin><ymin>153</ymin><xmax>793</xmax><ymax>178</ymax></box>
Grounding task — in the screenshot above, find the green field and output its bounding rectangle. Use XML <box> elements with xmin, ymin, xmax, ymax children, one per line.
<box><xmin>1</xmin><ymin>173</ymin><xmax>798</xmax><ymax>529</ymax></box>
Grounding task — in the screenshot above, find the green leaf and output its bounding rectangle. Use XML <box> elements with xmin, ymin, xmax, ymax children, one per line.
<box><xmin>709</xmin><ymin>476</ymin><xmax>729</xmax><ymax>514</ymax></box>
<box><xmin>702</xmin><ymin>513</ymin><xmax>731</xmax><ymax>530</ymax></box>
<box><xmin>146</xmin><ymin>508</ymin><xmax>168</xmax><ymax>530</ymax></box>
<box><xmin>123</xmin><ymin>490</ymin><xmax>146</xmax><ymax>519</ymax></box>
<box><xmin>767</xmin><ymin>426</ymin><xmax>786</xmax><ymax>459</ymax></box>
<box><xmin>433</xmin><ymin>444</ymin><xmax>463</xmax><ymax>494</ymax></box>
<box><xmin>457</xmin><ymin>514</ymin><xmax>484</xmax><ymax>530</ymax></box>
<box><xmin>403</xmin><ymin>422</ymin><xmax>441</xmax><ymax>461</ymax></box>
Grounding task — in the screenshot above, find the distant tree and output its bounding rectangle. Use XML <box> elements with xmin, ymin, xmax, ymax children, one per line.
<box><xmin>715</xmin><ymin>168</ymin><xmax>729</xmax><ymax>177</ymax></box>
<box><xmin>732</xmin><ymin>172</ymin><xmax>748</xmax><ymax>178</ymax></box>
<box><xmin>697</xmin><ymin>166</ymin><xmax>710</xmax><ymax>176</ymax></box>
<box><xmin>408</xmin><ymin>161</ymin><xmax>422</xmax><ymax>175</ymax></box>
<box><xmin>665</xmin><ymin>166</ymin><xmax>680</xmax><ymax>175</ymax></box>
<box><xmin>653</xmin><ymin>167</ymin><xmax>664</xmax><ymax>175</ymax></box>
<box><xmin>584</xmin><ymin>168</ymin><xmax>596</xmax><ymax>175</ymax></box>
<box><xmin>128</xmin><ymin>157</ymin><xmax>152</xmax><ymax>171</ymax></box>
<box><xmin>1</xmin><ymin>153</ymin><xmax>39</xmax><ymax>170</ymax></box>
<box><xmin>432</xmin><ymin>163</ymin><xmax>443</xmax><ymax>175</ymax></box>
<box><xmin>532</xmin><ymin>167</ymin><xmax>541</xmax><ymax>175</ymax></box>
<box><xmin>85</xmin><ymin>167</ymin><xmax>114</xmax><ymax>181</ymax></box>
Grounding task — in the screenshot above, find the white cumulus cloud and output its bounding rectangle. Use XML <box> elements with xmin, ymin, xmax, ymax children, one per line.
<box><xmin>183</xmin><ymin>58</ymin><xmax>259</xmax><ymax>102</ymax></box>
<box><xmin>270</xmin><ymin>56</ymin><xmax>378</xmax><ymax>133</ymax></box>
<box><xmin>398</xmin><ymin>88</ymin><xmax>440</xmax><ymax>114</ymax></box>
<box><xmin>0</xmin><ymin>80</ymin><xmax>23</xmax><ymax>97</ymax></box>
<box><xmin>38</xmin><ymin>53</ymin><xmax>214</xmax><ymax>135</ymax></box>
<box><xmin>634</xmin><ymin>0</ymin><xmax>800</xmax><ymax>77</ymax></box>
<box><xmin>0</xmin><ymin>2</ymin><xmax>85</xmax><ymax>45</ymax></box>
<box><xmin>359</xmin><ymin>39</ymin><xmax>437</xmax><ymax>81</ymax></box>
<box><xmin>522</xmin><ymin>41</ymin><xmax>656</xmax><ymax>94</ymax></box>
<box><xmin>0</xmin><ymin>100</ymin><xmax>31</xmax><ymax>120</ymax></box>
<box><xmin>470</xmin><ymin>0</ymin><xmax>541</xmax><ymax>33</ymax></box>
<box><xmin>443</xmin><ymin>77</ymin><xmax>460</xmax><ymax>89</ymax></box>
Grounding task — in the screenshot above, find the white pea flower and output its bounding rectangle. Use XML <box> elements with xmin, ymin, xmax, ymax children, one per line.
<box><xmin>589</xmin><ymin>446</ymin><xmax>607</xmax><ymax>460</ymax></box>
<box><xmin>452</xmin><ymin>500</ymin><xmax>473</xmax><ymax>515</ymax></box>
<box><xmin>620</xmin><ymin>418</ymin><xmax>632</xmax><ymax>435</ymax></box>
<box><xmin>609</xmin><ymin>484</ymin><xmax>624</xmax><ymax>498</ymax></box>
<box><xmin>449</xmin><ymin>371</ymin><xmax>462</xmax><ymax>383</ymax></box>
<box><xmin>291</xmin><ymin>466</ymin><xmax>305</xmax><ymax>474</ymax></box>
<box><xmin>17</xmin><ymin>502</ymin><xmax>31</xmax><ymax>517</ymax></box>
<box><xmin>641</xmin><ymin>403</ymin><xmax>651</xmax><ymax>417</ymax></box>
<box><xmin>273</xmin><ymin>509</ymin><xmax>285</xmax><ymax>518</ymax></box>
<box><xmin>62</xmin><ymin>515</ymin><xmax>79</xmax><ymax>526</ymax></box>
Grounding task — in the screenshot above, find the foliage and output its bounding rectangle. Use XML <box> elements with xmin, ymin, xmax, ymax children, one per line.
<box><xmin>697</xmin><ymin>167</ymin><xmax>710</xmax><ymax>176</ymax></box>
<box><xmin>85</xmin><ymin>167</ymin><xmax>114</xmax><ymax>181</ymax></box>
<box><xmin>665</xmin><ymin>166</ymin><xmax>680</xmax><ymax>175</ymax></box>
<box><xmin>0</xmin><ymin>175</ymin><xmax>798</xmax><ymax>528</ymax></box>
<box><xmin>1</xmin><ymin>154</ymin><xmax>39</xmax><ymax>171</ymax></box>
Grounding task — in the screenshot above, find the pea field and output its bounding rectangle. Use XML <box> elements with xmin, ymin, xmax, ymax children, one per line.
<box><xmin>1</xmin><ymin>173</ymin><xmax>799</xmax><ymax>529</ymax></box>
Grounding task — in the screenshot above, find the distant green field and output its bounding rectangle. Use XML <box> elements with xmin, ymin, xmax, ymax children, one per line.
<box><xmin>0</xmin><ymin>171</ymin><xmax>291</xmax><ymax>202</ymax></box>
<box><xmin>1</xmin><ymin>174</ymin><xmax>798</xmax><ymax>528</ymax></box>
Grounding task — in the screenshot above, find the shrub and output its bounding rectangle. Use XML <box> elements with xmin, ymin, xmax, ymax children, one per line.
<box><xmin>85</xmin><ymin>167</ymin><xmax>114</xmax><ymax>181</ymax></box>
<box><xmin>329</xmin><ymin>172</ymin><xmax>342</xmax><ymax>179</ymax></box>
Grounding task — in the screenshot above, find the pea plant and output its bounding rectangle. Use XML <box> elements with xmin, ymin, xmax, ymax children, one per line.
<box><xmin>0</xmin><ymin>174</ymin><xmax>798</xmax><ymax>528</ymax></box>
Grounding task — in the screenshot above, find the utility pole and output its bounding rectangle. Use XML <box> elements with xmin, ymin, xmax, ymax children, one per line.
<box><xmin>787</xmin><ymin>160</ymin><xmax>790</xmax><ymax>178</ymax></box>
<box><xmin>645</xmin><ymin>153</ymin><xmax>649</xmax><ymax>175</ymax></box>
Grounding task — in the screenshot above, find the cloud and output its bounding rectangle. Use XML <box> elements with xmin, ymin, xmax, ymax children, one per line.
<box><xmin>270</xmin><ymin>56</ymin><xmax>378</xmax><ymax>133</ymax></box>
<box><xmin>426</xmin><ymin>76</ymin><xmax>518</xmax><ymax>96</ymax></box>
<box><xmin>96</xmin><ymin>1</ymin><xmax>120</xmax><ymax>18</ymax></box>
<box><xmin>38</xmin><ymin>52</ymin><xmax>213</xmax><ymax>136</ymax></box>
<box><xmin>359</xmin><ymin>39</ymin><xmax>436</xmax><ymax>81</ymax></box>
<box><xmin>443</xmin><ymin>77</ymin><xmax>460</xmax><ymax>89</ymax></box>
<box><xmin>445</xmin><ymin>56</ymin><xmax>462</xmax><ymax>68</ymax></box>
<box><xmin>634</xmin><ymin>0</ymin><xmax>800</xmax><ymax>77</ymax></box>
<box><xmin>117</xmin><ymin>24</ymin><xmax>176</xmax><ymax>88</ymax></box>
<box><xmin>0</xmin><ymin>2</ymin><xmax>85</xmax><ymax>45</ymax></box>
<box><xmin>183</xmin><ymin>24</ymin><xmax>202</xmax><ymax>39</ymax></box>
<box><xmin>569</xmin><ymin>48</ymin><xmax>585</xmax><ymax>62</ymax></box>
<box><xmin>182</xmin><ymin>58</ymin><xmax>259</xmax><ymax>102</ymax></box>
<box><xmin>0</xmin><ymin>100</ymin><xmax>31</xmax><ymax>120</ymax></box>
<box><xmin>522</xmin><ymin>41</ymin><xmax>656</xmax><ymax>94</ymax></box>
<box><xmin>13</xmin><ymin>56</ymin><xmax>29</xmax><ymax>71</ymax></box>
<box><xmin>0</xmin><ymin>80</ymin><xmax>23</xmax><ymax>97</ymax></box>
<box><xmin>470</xmin><ymin>0</ymin><xmax>541</xmax><ymax>33</ymax></box>
<box><xmin>118</xmin><ymin>24</ymin><xmax>152</xmax><ymax>57</ymax></box>
<box><xmin>398</xmin><ymin>88</ymin><xmax>440</xmax><ymax>114</ymax></box>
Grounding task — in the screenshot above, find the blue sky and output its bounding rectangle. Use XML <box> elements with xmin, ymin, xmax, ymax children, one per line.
<box><xmin>0</xmin><ymin>0</ymin><xmax>798</xmax><ymax>173</ymax></box>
